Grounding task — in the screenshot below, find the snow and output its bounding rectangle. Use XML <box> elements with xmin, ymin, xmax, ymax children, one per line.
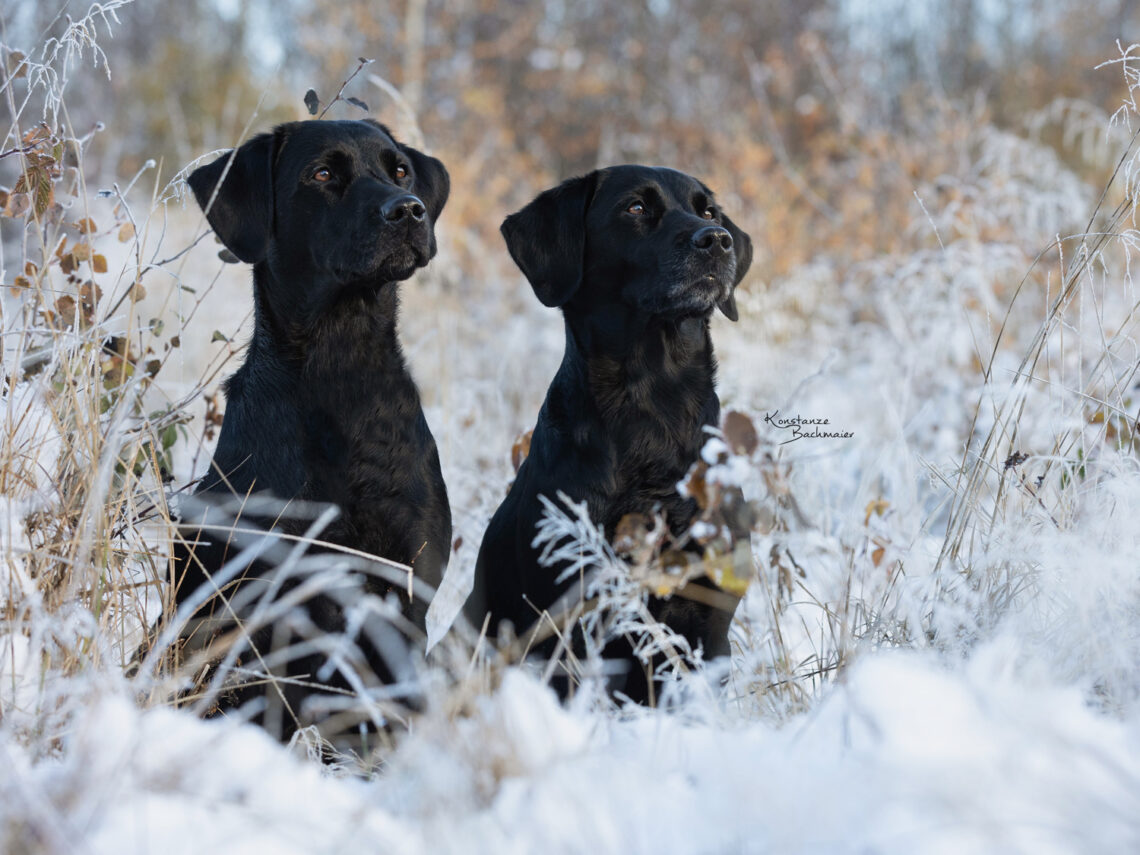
<box><xmin>4</xmin><ymin>653</ymin><xmax>1138</xmax><ymax>854</ymax></box>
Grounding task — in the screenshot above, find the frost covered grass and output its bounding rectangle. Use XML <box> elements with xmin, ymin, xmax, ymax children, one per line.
<box><xmin>4</xmin><ymin>10</ymin><xmax>1140</xmax><ymax>855</ymax></box>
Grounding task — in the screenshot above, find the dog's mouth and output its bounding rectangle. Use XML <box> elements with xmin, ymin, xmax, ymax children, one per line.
<box><xmin>374</xmin><ymin>243</ymin><xmax>429</xmax><ymax>281</ymax></box>
<box><xmin>668</xmin><ymin>270</ymin><xmax>731</xmax><ymax>314</ymax></box>
<box><xmin>331</xmin><ymin>233</ymin><xmax>431</xmax><ymax>284</ymax></box>
<box><xmin>693</xmin><ymin>272</ymin><xmax>725</xmax><ymax>292</ymax></box>
<box><xmin>373</xmin><ymin>220</ymin><xmax>432</xmax><ymax>279</ymax></box>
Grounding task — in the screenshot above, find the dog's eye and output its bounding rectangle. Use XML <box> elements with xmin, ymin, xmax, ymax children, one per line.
<box><xmin>394</xmin><ymin>164</ymin><xmax>408</xmax><ymax>180</ymax></box>
<box><xmin>701</xmin><ymin>207</ymin><xmax>716</xmax><ymax>220</ymax></box>
<box><xmin>626</xmin><ymin>201</ymin><xmax>646</xmax><ymax>215</ymax></box>
<box><xmin>312</xmin><ymin>167</ymin><xmax>332</xmax><ymax>183</ymax></box>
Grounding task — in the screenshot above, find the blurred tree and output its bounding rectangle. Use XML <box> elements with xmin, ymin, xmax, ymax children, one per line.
<box><xmin>3</xmin><ymin>0</ymin><xmax>1137</xmax><ymax>278</ymax></box>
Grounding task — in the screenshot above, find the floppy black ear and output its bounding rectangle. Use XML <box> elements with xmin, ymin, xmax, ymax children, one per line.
<box><xmin>501</xmin><ymin>171</ymin><xmax>599</xmax><ymax>308</ymax></box>
<box><xmin>717</xmin><ymin>212</ymin><xmax>753</xmax><ymax>322</ymax></box>
<box><xmin>187</xmin><ymin>132</ymin><xmax>276</xmax><ymax>264</ymax></box>
<box><xmin>403</xmin><ymin>144</ymin><xmax>450</xmax><ymax>223</ymax></box>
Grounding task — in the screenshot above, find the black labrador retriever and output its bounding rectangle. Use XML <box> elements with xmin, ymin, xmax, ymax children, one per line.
<box><xmin>466</xmin><ymin>165</ymin><xmax>753</xmax><ymax>705</ymax></box>
<box><xmin>177</xmin><ymin>119</ymin><xmax>451</xmax><ymax>737</ymax></box>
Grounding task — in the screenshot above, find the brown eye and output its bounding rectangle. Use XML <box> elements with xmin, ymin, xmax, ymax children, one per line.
<box><xmin>312</xmin><ymin>167</ymin><xmax>331</xmax><ymax>183</ymax></box>
<box><xmin>701</xmin><ymin>207</ymin><xmax>716</xmax><ymax>219</ymax></box>
<box><xmin>627</xmin><ymin>201</ymin><xmax>645</xmax><ymax>215</ymax></box>
<box><xmin>394</xmin><ymin>164</ymin><xmax>408</xmax><ymax>180</ymax></box>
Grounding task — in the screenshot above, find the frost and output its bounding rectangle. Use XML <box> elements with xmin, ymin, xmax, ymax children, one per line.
<box><xmin>4</xmin><ymin>12</ymin><xmax>1140</xmax><ymax>854</ymax></box>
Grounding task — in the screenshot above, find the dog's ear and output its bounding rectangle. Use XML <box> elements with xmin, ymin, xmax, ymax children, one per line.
<box><xmin>403</xmin><ymin>144</ymin><xmax>450</xmax><ymax>224</ymax></box>
<box><xmin>187</xmin><ymin>131</ymin><xmax>277</xmax><ymax>264</ymax></box>
<box><xmin>717</xmin><ymin>212</ymin><xmax>753</xmax><ymax>322</ymax></box>
<box><xmin>501</xmin><ymin>171</ymin><xmax>599</xmax><ymax>308</ymax></box>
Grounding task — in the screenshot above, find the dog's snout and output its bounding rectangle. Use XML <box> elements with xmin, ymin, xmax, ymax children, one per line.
<box><xmin>692</xmin><ymin>225</ymin><xmax>733</xmax><ymax>253</ymax></box>
<box><xmin>381</xmin><ymin>194</ymin><xmax>427</xmax><ymax>223</ymax></box>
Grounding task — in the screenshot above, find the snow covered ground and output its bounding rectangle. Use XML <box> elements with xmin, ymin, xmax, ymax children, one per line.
<box><xmin>3</xmin><ymin>652</ymin><xmax>1138</xmax><ymax>854</ymax></box>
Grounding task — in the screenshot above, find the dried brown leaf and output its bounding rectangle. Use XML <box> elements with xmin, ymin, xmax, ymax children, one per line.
<box><xmin>723</xmin><ymin>410</ymin><xmax>759</xmax><ymax>456</ymax></box>
<box><xmin>79</xmin><ymin>280</ymin><xmax>102</xmax><ymax>324</ymax></box>
<box><xmin>22</xmin><ymin>125</ymin><xmax>50</xmax><ymax>146</ymax></box>
<box><xmin>511</xmin><ymin>429</ymin><xmax>533</xmax><ymax>472</ymax></box>
<box><xmin>32</xmin><ymin>171</ymin><xmax>52</xmax><ymax>218</ymax></box>
<box><xmin>863</xmin><ymin>498</ymin><xmax>889</xmax><ymax>525</ymax></box>
<box><xmin>4</xmin><ymin>192</ymin><xmax>30</xmax><ymax>218</ymax></box>
<box><xmin>55</xmin><ymin>295</ymin><xmax>76</xmax><ymax>328</ymax></box>
<box><xmin>680</xmin><ymin>459</ymin><xmax>710</xmax><ymax>510</ymax></box>
<box><xmin>613</xmin><ymin>512</ymin><xmax>654</xmax><ymax>559</ymax></box>
<box><xmin>6</xmin><ymin>50</ymin><xmax>27</xmax><ymax>79</ymax></box>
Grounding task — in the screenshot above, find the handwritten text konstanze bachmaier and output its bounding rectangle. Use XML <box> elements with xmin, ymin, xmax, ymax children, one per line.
<box><xmin>763</xmin><ymin>410</ymin><xmax>855</xmax><ymax>444</ymax></box>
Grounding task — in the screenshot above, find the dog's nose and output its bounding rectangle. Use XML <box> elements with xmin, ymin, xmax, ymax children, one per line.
<box><xmin>692</xmin><ymin>225</ymin><xmax>733</xmax><ymax>253</ymax></box>
<box><xmin>381</xmin><ymin>194</ymin><xmax>427</xmax><ymax>223</ymax></box>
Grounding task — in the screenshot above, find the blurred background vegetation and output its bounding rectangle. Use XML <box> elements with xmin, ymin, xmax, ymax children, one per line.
<box><xmin>4</xmin><ymin>0</ymin><xmax>1138</xmax><ymax>284</ymax></box>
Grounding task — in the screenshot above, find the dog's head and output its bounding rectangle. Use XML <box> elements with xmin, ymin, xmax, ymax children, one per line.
<box><xmin>501</xmin><ymin>165</ymin><xmax>752</xmax><ymax>322</ymax></box>
<box><xmin>188</xmin><ymin>119</ymin><xmax>449</xmax><ymax>289</ymax></box>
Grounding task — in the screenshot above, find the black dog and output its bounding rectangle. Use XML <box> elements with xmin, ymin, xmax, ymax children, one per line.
<box><xmin>465</xmin><ymin>165</ymin><xmax>752</xmax><ymax>704</ymax></box>
<box><xmin>177</xmin><ymin>119</ymin><xmax>451</xmax><ymax>737</ymax></box>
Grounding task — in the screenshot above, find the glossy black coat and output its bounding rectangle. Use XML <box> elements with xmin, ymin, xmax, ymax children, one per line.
<box><xmin>467</xmin><ymin>165</ymin><xmax>753</xmax><ymax>703</ymax></box>
<box><xmin>177</xmin><ymin>120</ymin><xmax>451</xmax><ymax>736</ymax></box>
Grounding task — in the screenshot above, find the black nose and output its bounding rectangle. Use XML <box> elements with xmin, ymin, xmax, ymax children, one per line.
<box><xmin>381</xmin><ymin>194</ymin><xmax>426</xmax><ymax>223</ymax></box>
<box><xmin>692</xmin><ymin>225</ymin><xmax>732</xmax><ymax>253</ymax></box>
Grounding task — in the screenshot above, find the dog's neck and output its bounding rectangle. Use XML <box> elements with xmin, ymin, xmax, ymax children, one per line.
<box><xmin>561</xmin><ymin>309</ymin><xmax>718</xmax><ymax>445</ymax></box>
<box><xmin>251</xmin><ymin>269</ymin><xmax>403</xmax><ymax>366</ymax></box>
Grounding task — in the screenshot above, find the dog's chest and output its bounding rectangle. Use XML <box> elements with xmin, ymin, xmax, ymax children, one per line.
<box><xmin>300</xmin><ymin>356</ymin><xmax>431</xmax><ymax>481</ymax></box>
<box><xmin>295</xmin><ymin>307</ymin><xmax>444</xmax><ymax>555</ymax></box>
<box><xmin>588</xmin><ymin>368</ymin><xmax>716</xmax><ymax>535</ymax></box>
<box><xmin>601</xmin><ymin>420</ymin><xmax>704</xmax><ymax>534</ymax></box>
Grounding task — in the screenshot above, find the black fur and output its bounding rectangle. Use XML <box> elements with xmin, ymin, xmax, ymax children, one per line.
<box><xmin>177</xmin><ymin>119</ymin><xmax>451</xmax><ymax>738</ymax></box>
<box><xmin>466</xmin><ymin>165</ymin><xmax>752</xmax><ymax>704</ymax></box>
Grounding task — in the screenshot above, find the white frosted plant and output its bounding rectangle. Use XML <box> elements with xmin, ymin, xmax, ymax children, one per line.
<box><xmin>530</xmin><ymin>492</ymin><xmax>697</xmax><ymax>699</ymax></box>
